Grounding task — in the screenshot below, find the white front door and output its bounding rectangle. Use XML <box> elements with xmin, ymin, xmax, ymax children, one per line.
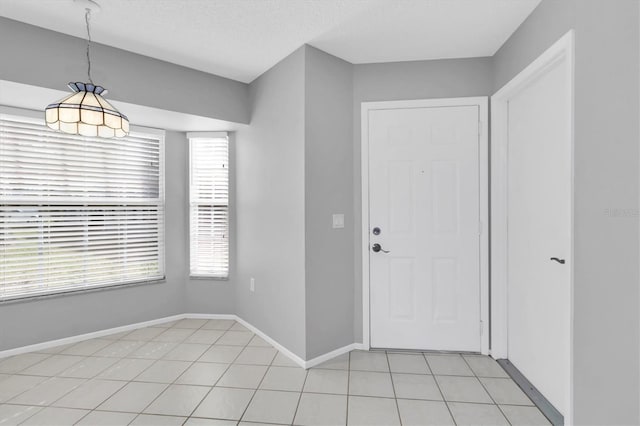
<box><xmin>368</xmin><ymin>102</ymin><xmax>483</xmax><ymax>351</ymax></box>
<box><xmin>506</xmin><ymin>51</ymin><xmax>571</xmax><ymax>415</ymax></box>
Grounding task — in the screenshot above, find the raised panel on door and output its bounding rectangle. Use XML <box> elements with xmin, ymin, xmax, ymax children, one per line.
<box><xmin>432</xmin><ymin>257</ymin><xmax>459</xmax><ymax>323</ymax></box>
<box><xmin>388</xmin><ymin>258</ymin><xmax>416</xmax><ymax>320</ymax></box>
<box><xmin>369</xmin><ymin>105</ymin><xmax>481</xmax><ymax>351</ymax></box>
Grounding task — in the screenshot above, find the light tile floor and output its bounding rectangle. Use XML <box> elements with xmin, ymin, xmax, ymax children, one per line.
<box><xmin>0</xmin><ymin>319</ymin><xmax>551</xmax><ymax>425</ymax></box>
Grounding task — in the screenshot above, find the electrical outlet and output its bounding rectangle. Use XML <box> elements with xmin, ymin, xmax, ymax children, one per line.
<box><xmin>250</xmin><ymin>277</ymin><xmax>255</xmax><ymax>292</ymax></box>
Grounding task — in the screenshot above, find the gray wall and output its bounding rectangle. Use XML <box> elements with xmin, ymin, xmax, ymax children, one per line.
<box><xmin>0</xmin><ymin>131</ymin><xmax>188</xmax><ymax>350</ymax></box>
<box><xmin>0</xmin><ymin>128</ymin><xmax>238</xmax><ymax>351</ymax></box>
<box><xmin>235</xmin><ymin>47</ymin><xmax>307</xmax><ymax>359</ymax></box>
<box><xmin>351</xmin><ymin>58</ymin><xmax>494</xmax><ymax>342</ymax></box>
<box><xmin>304</xmin><ymin>46</ymin><xmax>354</xmax><ymax>359</ymax></box>
<box><xmin>493</xmin><ymin>1</ymin><xmax>640</xmax><ymax>423</ymax></box>
<box><xmin>235</xmin><ymin>45</ymin><xmax>357</xmax><ymax>360</ymax></box>
<box><xmin>0</xmin><ymin>18</ymin><xmax>242</xmax><ymax>351</ymax></box>
<box><xmin>0</xmin><ymin>17</ymin><xmax>250</xmax><ymax>125</ymax></box>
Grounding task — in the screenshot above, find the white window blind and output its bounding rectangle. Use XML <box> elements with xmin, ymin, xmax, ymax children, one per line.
<box><xmin>0</xmin><ymin>113</ymin><xmax>165</xmax><ymax>301</ymax></box>
<box><xmin>189</xmin><ymin>134</ymin><xmax>229</xmax><ymax>278</ymax></box>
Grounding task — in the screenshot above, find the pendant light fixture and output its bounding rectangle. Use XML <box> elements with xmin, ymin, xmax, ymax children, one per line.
<box><xmin>45</xmin><ymin>0</ymin><xmax>129</xmax><ymax>138</ymax></box>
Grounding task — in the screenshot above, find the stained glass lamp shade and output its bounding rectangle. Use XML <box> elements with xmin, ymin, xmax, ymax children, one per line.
<box><xmin>45</xmin><ymin>82</ymin><xmax>129</xmax><ymax>138</ymax></box>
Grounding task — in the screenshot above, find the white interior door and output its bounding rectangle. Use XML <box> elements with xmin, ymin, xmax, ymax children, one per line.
<box><xmin>368</xmin><ymin>104</ymin><xmax>482</xmax><ymax>351</ymax></box>
<box><xmin>506</xmin><ymin>56</ymin><xmax>571</xmax><ymax>415</ymax></box>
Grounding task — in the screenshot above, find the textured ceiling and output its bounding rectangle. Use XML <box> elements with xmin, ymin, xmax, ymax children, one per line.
<box><xmin>0</xmin><ymin>0</ymin><xmax>541</xmax><ymax>83</ymax></box>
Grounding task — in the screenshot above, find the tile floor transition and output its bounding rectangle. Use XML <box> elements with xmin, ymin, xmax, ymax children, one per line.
<box><xmin>0</xmin><ymin>319</ymin><xmax>551</xmax><ymax>426</ymax></box>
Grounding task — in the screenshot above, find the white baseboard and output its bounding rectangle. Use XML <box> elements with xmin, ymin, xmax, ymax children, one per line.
<box><xmin>305</xmin><ymin>343</ymin><xmax>361</xmax><ymax>369</ymax></box>
<box><xmin>180</xmin><ymin>313</ymin><xmax>306</xmax><ymax>368</ymax></box>
<box><xmin>183</xmin><ymin>313</ymin><xmax>236</xmax><ymax>321</ymax></box>
<box><xmin>233</xmin><ymin>317</ymin><xmax>307</xmax><ymax>369</ymax></box>
<box><xmin>0</xmin><ymin>312</ymin><xmax>362</xmax><ymax>370</ymax></box>
<box><xmin>0</xmin><ymin>314</ymin><xmax>186</xmax><ymax>359</ymax></box>
<box><xmin>187</xmin><ymin>314</ymin><xmax>363</xmax><ymax>368</ymax></box>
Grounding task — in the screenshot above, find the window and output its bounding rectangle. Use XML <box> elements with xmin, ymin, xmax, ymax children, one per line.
<box><xmin>0</xmin><ymin>112</ymin><xmax>165</xmax><ymax>301</ymax></box>
<box><xmin>188</xmin><ymin>133</ymin><xmax>229</xmax><ymax>278</ymax></box>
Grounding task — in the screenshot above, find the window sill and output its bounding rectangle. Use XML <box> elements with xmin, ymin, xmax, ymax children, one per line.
<box><xmin>0</xmin><ymin>277</ymin><xmax>167</xmax><ymax>306</ymax></box>
<box><xmin>189</xmin><ymin>275</ymin><xmax>229</xmax><ymax>281</ymax></box>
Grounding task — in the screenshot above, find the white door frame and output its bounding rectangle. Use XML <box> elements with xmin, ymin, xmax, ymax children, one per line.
<box><xmin>361</xmin><ymin>97</ymin><xmax>490</xmax><ymax>355</ymax></box>
<box><xmin>491</xmin><ymin>30</ymin><xmax>574</xmax><ymax>423</ymax></box>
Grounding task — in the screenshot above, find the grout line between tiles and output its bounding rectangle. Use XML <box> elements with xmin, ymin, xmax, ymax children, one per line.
<box><xmin>460</xmin><ymin>353</ymin><xmax>514</xmax><ymax>426</ymax></box>
<box><xmin>11</xmin><ymin>360</ymin><xmax>510</xmax><ymax>380</ymax></box>
<box><xmin>3</xmin><ymin>394</ymin><xmax>530</xmax><ymax>412</ymax></box>
<box><xmin>2</xmin><ymin>403</ymin><xmax>44</xmax><ymax>425</ymax></box>
<box><xmin>6</xmin><ymin>375</ymin><xmax>90</xmax><ymax>410</ymax></box>
<box><xmin>423</xmin><ymin>352</ymin><xmax>458</xmax><ymax>426</ymax></box>
<box><xmin>345</xmin><ymin>350</ymin><xmax>351</xmax><ymax>426</ymax></box>
<box><xmin>290</xmin><ymin>362</ymin><xmax>310</xmax><ymax>425</ymax></box>
<box><xmin>385</xmin><ymin>351</ymin><xmax>403</xmax><ymax>426</ymax></box>
<box><xmin>234</xmin><ymin>337</ymin><xmax>277</xmax><ymax>424</ymax></box>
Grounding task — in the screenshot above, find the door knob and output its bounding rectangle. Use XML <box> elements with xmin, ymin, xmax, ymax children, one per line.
<box><xmin>550</xmin><ymin>257</ymin><xmax>565</xmax><ymax>264</ymax></box>
<box><xmin>372</xmin><ymin>243</ymin><xmax>390</xmax><ymax>253</ymax></box>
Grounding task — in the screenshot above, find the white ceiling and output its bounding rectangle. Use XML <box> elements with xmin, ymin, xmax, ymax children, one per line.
<box><xmin>0</xmin><ymin>0</ymin><xmax>540</xmax><ymax>83</ymax></box>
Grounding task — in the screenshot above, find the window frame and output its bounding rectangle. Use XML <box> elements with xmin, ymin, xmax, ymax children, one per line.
<box><xmin>188</xmin><ymin>132</ymin><xmax>230</xmax><ymax>280</ymax></box>
<box><xmin>0</xmin><ymin>106</ymin><xmax>166</xmax><ymax>302</ymax></box>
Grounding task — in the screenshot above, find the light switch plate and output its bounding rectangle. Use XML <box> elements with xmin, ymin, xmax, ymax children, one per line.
<box><xmin>332</xmin><ymin>214</ymin><xmax>345</xmax><ymax>229</ymax></box>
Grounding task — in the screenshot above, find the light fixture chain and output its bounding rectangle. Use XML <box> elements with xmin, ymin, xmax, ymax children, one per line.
<box><xmin>85</xmin><ymin>7</ymin><xmax>93</xmax><ymax>84</ymax></box>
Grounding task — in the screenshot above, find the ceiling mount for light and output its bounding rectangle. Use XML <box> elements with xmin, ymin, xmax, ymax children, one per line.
<box><xmin>73</xmin><ymin>0</ymin><xmax>101</xmax><ymax>14</ymax></box>
<box><xmin>45</xmin><ymin>0</ymin><xmax>129</xmax><ymax>138</ymax></box>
